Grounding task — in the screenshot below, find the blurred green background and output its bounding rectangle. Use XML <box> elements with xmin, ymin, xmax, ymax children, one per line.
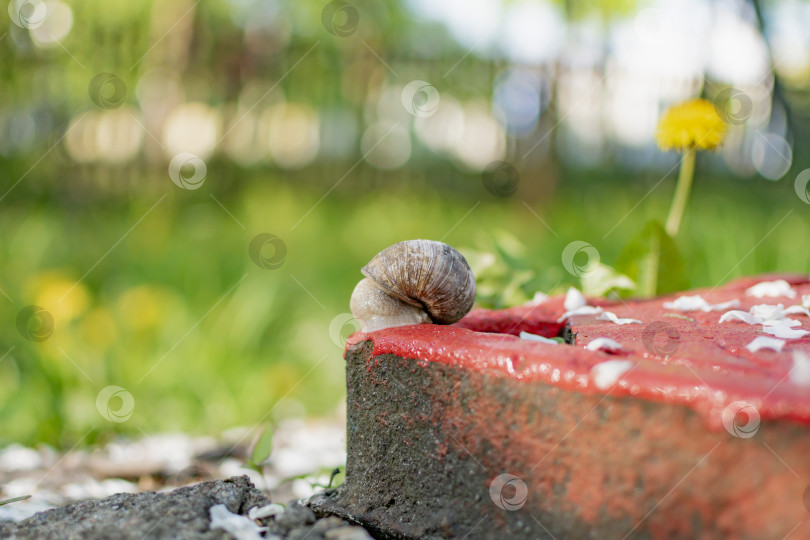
<box><xmin>1</xmin><ymin>0</ymin><xmax>810</xmax><ymax>447</ymax></box>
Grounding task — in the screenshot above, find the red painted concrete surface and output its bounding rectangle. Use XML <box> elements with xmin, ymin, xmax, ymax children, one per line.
<box><xmin>341</xmin><ymin>274</ymin><xmax>810</xmax><ymax>539</ymax></box>
<box><xmin>350</xmin><ymin>273</ymin><xmax>810</xmax><ymax>428</ymax></box>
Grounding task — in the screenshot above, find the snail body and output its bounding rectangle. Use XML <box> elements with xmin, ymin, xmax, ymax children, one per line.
<box><xmin>350</xmin><ymin>278</ymin><xmax>431</xmax><ymax>332</ymax></box>
<box><xmin>350</xmin><ymin>239</ymin><xmax>476</xmax><ymax>332</ymax></box>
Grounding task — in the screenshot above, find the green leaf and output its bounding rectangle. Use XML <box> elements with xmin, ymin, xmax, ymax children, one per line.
<box><xmin>616</xmin><ymin>221</ymin><xmax>688</xmax><ymax>297</ymax></box>
<box><xmin>327</xmin><ymin>466</ymin><xmax>344</xmax><ymax>488</ymax></box>
<box><xmin>0</xmin><ymin>495</ymin><xmax>31</xmax><ymax>507</ymax></box>
<box><xmin>458</xmin><ymin>249</ymin><xmax>497</xmax><ymax>277</ymax></box>
<box><xmin>461</xmin><ymin>231</ymin><xmax>539</xmax><ymax>309</ymax></box>
<box><xmin>249</xmin><ymin>425</ymin><xmax>274</xmax><ymax>466</ymax></box>
<box><xmin>278</xmin><ymin>465</ymin><xmax>346</xmax><ymax>489</ymax></box>
<box><xmin>489</xmin><ymin>231</ymin><xmax>531</xmax><ymax>271</ymax></box>
<box><xmin>501</xmin><ymin>269</ymin><xmax>535</xmax><ymax>305</ymax></box>
<box><xmin>581</xmin><ymin>262</ymin><xmax>636</xmax><ymax>297</ymax></box>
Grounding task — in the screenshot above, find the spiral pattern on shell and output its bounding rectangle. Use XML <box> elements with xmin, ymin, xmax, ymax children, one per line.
<box><xmin>361</xmin><ymin>239</ymin><xmax>476</xmax><ymax>325</ymax></box>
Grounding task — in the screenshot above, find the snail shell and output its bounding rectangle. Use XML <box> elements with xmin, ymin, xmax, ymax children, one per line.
<box><xmin>360</xmin><ymin>239</ymin><xmax>476</xmax><ymax>325</ymax></box>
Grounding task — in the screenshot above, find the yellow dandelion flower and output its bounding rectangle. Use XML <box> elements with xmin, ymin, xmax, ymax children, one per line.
<box><xmin>26</xmin><ymin>271</ymin><xmax>89</xmax><ymax>324</ymax></box>
<box><xmin>116</xmin><ymin>285</ymin><xmax>169</xmax><ymax>331</ymax></box>
<box><xmin>656</xmin><ymin>98</ymin><xmax>727</xmax><ymax>151</ymax></box>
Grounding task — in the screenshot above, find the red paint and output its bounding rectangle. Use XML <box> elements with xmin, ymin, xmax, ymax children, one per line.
<box><xmin>451</xmin><ymin>297</ymin><xmax>567</xmax><ymax>337</ymax></box>
<box><xmin>426</xmin><ymin>369</ymin><xmax>810</xmax><ymax>539</ymax></box>
<box><xmin>347</xmin><ymin>274</ymin><xmax>810</xmax><ymax>428</ymax></box>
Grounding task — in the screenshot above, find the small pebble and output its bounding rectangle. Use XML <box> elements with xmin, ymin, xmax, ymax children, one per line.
<box><xmin>262</xmin><ymin>520</ymin><xmax>288</xmax><ymax>537</ymax></box>
<box><xmin>275</xmin><ymin>505</ymin><xmax>316</xmax><ymax>529</ymax></box>
<box><xmin>324</xmin><ymin>525</ymin><xmax>374</xmax><ymax>540</ymax></box>
<box><xmin>311</xmin><ymin>517</ymin><xmax>351</xmax><ymax>533</ymax></box>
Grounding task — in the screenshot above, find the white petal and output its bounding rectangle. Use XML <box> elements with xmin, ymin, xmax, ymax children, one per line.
<box><xmin>803</xmin><ymin>294</ymin><xmax>810</xmax><ymax>310</ymax></box>
<box><xmin>790</xmin><ymin>351</ymin><xmax>810</xmax><ymax>386</ymax></box>
<box><xmin>662</xmin><ymin>295</ymin><xmax>739</xmax><ymax>312</ymax></box>
<box><xmin>248</xmin><ymin>503</ymin><xmax>285</xmax><ymax>520</ymax></box>
<box><xmin>591</xmin><ymin>360</ymin><xmax>634</xmax><ymax>390</ymax></box>
<box><xmin>745</xmin><ymin>336</ymin><xmax>786</xmax><ymax>353</ymax></box>
<box><xmin>784</xmin><ymin>305</ymin><xmax>810</xmax><ymax>317</ymax></box>
<box><xmin>596</xmin><ymin>311</ymin><xmax>642</xmax><ymax>325</ymax></box>
<box><xmin>585</xmin><ymin>338</ymin><xmax>622</xmax><ymax>352</ymax></box>
<box><xmin>746</xmin><ymin>279</ymin><xmax>796</xmax><ymax>299</ymax></box>
<box><xmin>709</xmin><ymin>299</ymin><xmax>742</xmax><ymax>311</ymax></box>
<box><xmin>762</xmin><ymin>325</ymin><xmax>809</xmax><ymax>339</ymax></box>
<box><xmin>564</xmin><ymin>287</ymin><xmax>587</xmax><ymax>311</ymax></box>
<box><xmin>210</xmin><ymin>504</ymin><xmax>267</xmax><ymax>540</ymax></box>
<box><xmin>749</xmin><ymin>304</ymin><xmax>785</xmax><ymax>320</ymax></box>
<box><xmin>524</xmin><ymin>291</ymin><xmax>549</xmax><ymax>305</ymax></box>
<box><xmin>719</xmin><ymin>310</ymin><xmax>761</xmax><ymax>325</ymax></box>
<box><xmin>557</xmin><ymin>305</ymin><xmax>603</xmax><ymax>322</ymax></box>
<box><xmin>663</xmin><ymin>295</ymin><xmax>706</xmax><ymax>311</ymax></box>
<box><xmin>763</xmin><ymin>318</ymin><xmax>801</xmax><ymax>328</ymax></box>
<box><xmin>519</xmin><ymin>331</ymin><xmax>559</xmax><ymax>345</ymax></box>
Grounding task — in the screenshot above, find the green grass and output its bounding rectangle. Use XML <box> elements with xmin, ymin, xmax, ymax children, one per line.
<box><xmin>0</xmin><ymin>166</ymin><xmax>806</xmax><ymax>447</ymax></box>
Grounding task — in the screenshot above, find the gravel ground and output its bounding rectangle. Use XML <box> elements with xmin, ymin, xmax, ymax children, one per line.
<box><xmin>0</xmin><ymin>411</ymin><xmax>350</xmax><ymax>536</ymax></box>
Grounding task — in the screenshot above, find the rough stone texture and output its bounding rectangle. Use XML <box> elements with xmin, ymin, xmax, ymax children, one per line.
<box><xmin>322</xmin><ymin>275</ymin><xmax>810</xmax><ymax>539</ymax></box>
<box><xmin>263</xmin><ymin>501</ymin><xmax>372</xmax><ymax>540</ymax></box>
<box><xmin>0</xmin><ymin>476</ymin><xmax>269</xmax><ymax>539</ymax></box>
<box><xmin>0</xmin><ymin>476</ymin><xmax>374</xmax><ymax>540</ymax></box>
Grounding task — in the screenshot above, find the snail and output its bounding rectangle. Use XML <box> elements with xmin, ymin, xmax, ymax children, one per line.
<box><xmin>350</xmin><ymin>239</ymin><xmax>476</xmax><ymax>332</ymax></box>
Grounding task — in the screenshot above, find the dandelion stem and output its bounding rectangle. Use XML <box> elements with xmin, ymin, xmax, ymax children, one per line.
<box><xmin>642</xmin><ymin>229</ymin><xmax>661</xmax><ymax>298</ymax></box>
<box><xmin>665</xmin><ymin>147</ymin><xmax>696</xmax><ymax>237</ymax></box>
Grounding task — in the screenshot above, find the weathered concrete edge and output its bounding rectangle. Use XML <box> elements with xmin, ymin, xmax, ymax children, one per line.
<box><xmin>307</xmin><ymin>490</ymin><xmax>408</xmax><ymax>540</ymax></box>
<box><xmin>333</xmin><ymin>339</ymin><xmax>810</xmax><ymax>539</ymax></box>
